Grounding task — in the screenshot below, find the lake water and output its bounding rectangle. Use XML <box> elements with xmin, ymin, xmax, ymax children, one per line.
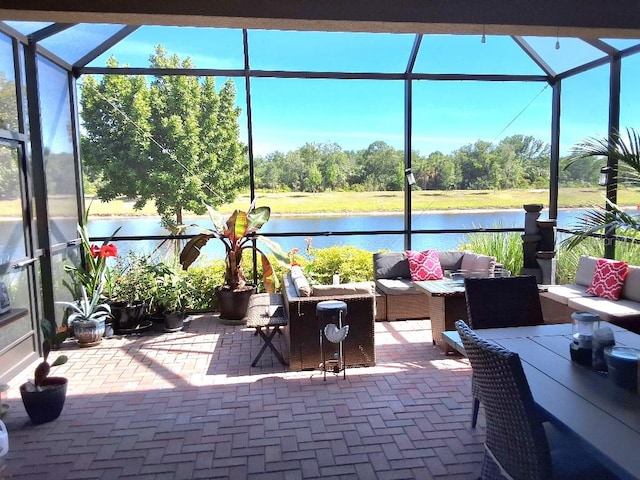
<box><xmin>86</xmin><ymin>209</ymin><xmax>585</xmax><ymax>260</ymax></box>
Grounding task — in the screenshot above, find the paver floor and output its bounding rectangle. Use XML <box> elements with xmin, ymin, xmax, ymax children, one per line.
<box><xmin>0</xmin><ymin>316</ymin><xmax>484</xmax><ymax>480</ymax></box>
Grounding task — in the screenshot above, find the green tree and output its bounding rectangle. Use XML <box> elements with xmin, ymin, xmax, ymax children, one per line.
<box><xmin>357</xmin><ymin>141</ymin><xmax>403</xmax><ymax>190</ymax></box>
<box><xmin>80</xmin><ymin>46</ymin><xmax>246</xmax><ymax>226</ymax></box>
<box><xmin>416</xmin><ymin>151</ymin><xmax>458</xmax><ymax>190</ymax></box>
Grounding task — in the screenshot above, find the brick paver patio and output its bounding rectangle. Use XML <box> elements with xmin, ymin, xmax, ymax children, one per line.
<box><xmin>0</xmin><ymin>316</ymin><xmax>484</xmax><ymax>479</ymax></box>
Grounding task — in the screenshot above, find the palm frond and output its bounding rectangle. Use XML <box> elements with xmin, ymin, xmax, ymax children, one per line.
<box><xmin>566</xmin><ymin>127</ymin><xmax>640</xmax><ymax>184</ymax></box>
<box><xmin>561</xmin><ymin>199</ymin><xmax>640</xmax><ymax>249</ymax></box>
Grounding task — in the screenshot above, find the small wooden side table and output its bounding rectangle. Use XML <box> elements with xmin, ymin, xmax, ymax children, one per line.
<box><xmin>245</xmin><ymin>293</ymin><xmax>289</xmax><ymax>367</ymax></box>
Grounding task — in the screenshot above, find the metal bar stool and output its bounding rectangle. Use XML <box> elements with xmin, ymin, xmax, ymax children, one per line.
<box><xmin>316</xmin><ymin>300</ymin><xmax>348</xmax><ymax>381</ymax></box>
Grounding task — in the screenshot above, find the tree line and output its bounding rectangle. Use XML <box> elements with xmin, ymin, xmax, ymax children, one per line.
<box><xmin>254</xmin><ymin>136</ymin><xmax>603</xmax><ymax>192</ymax></box>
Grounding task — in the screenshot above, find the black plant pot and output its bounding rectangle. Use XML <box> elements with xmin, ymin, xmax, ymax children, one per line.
<box><xmin>20</xmin><ymin>377</ymin><xmax>68</xmax><ymax>425</ymax></box>
<box><xmin>163</xmin><ymin>311</ymin><xmax>186</xmax><ymax>332</ymax></box>
<box><xmin>217</xmin><ymin>286</ymin><xmax>255</xmax><ymax>322</ymax></box>
<box><xmin>111</xmin><ymin>301</ymin><xmax>145</xmax><ymax>331</ymax></box>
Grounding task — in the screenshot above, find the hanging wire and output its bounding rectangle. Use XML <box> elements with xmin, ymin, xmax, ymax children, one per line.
<box><xmin>555</xmin><ymin>27</ymin><xmax>561</xmax><ymax>50</ymax></box>
<box><xmin>481</xmin><ymin>25</ymin><xmax>486</xmax><ymax>44</ymax></box>
<box><xmin>493</xmin><ymin>84</ymin><xmax>549</xmax><ymax>141</ymax></box>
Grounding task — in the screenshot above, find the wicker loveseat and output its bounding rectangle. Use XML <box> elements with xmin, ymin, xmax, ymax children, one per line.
<box><xmin>373</xmin><ymin>250</ymin><xmax>497</xmax><ymax>321</ymax></box>
<box><xmin>282</xmin><ymin>271</ymin><xmax>376</xmax><ymax>371</ymax></box>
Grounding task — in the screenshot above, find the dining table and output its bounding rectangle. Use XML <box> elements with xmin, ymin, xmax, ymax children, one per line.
<box><xmin>443</xmin><ymin>322</ymin><xmax>640</xmax><ymax>480</ymax></box>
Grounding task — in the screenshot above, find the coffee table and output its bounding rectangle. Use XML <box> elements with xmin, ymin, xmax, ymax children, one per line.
<box><xmin>413</xmin><ymin>279</ymin><xmax>468</xmax><ymax>353</ymax></box>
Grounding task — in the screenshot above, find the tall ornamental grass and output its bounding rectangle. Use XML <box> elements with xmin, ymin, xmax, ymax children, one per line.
<box><xmin>460</xmin><ymin>229</ymin><xmax>523</xmax><ymax>277</ymax></box>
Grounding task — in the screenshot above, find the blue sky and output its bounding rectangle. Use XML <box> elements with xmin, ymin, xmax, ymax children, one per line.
<box><xmin>71</xmin><ymin>27</ymin><xmax>640</xmax><ymax>158</ymax></box>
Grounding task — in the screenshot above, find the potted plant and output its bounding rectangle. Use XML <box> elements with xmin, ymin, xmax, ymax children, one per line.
<box><xmin>58</xmin><ymin>284</ymin><xmax>111</xmax><ymax>347</ymax></box>
<box><xmin>19</xmin><ymin>318</ymin><xmax>69</xmax><ymax>425</ymax></box>
<box><xmin>154</xmin><ymin>268</ymin><xmax>191</xmax><ymax>332</ymax></box>
<box><xmin>180</xmin><ymin>200</ymin><xmax>288</xmax><ymax>320</ymax></box>
<box><xmin>63</xmin><ymin>206</ymin><xmax>120</xmax><ymax>302</ymax></box>
<box><xmin>109</xmin><ymin>252</ymin><xmax>160</xmax><ymax>331</ymax></box>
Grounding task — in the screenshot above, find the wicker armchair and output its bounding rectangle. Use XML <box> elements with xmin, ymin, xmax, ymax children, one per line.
<box><xmin>455</xmin><ymin>320</ymin><xmax>615</xmax><ymax>480</ymax></box>
<box><xmin>464</xmin><ymin>275</ymin><xmax>544</xmax><ymax>428</ymax></box>
<box><xmin>282</xmin><ymin>273</ymin><xmax>376</xmax><ymax>371</ymax></box>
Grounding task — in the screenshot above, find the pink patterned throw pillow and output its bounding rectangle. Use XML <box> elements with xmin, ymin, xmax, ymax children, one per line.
<box><xmin>586</xmin><ymin>258</ymin><xmax>629</xmax><ymax>300</ymax></box>
<box><xmin>406</xmin><ymin>250</ymin><xmax>443</xmax><ymax>281</ymax></box>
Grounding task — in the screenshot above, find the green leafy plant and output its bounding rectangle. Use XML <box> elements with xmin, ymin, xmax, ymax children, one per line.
<box><xmin>180</xmin><ymin>200</ymin><xmax>288</xmax><ymax>292</ymax></box>
<box><xmin>33</xmin><ymin>318</ymin><xmax>68</xmax><ymax>389</ymax></box>
<box><xmin>562</xmin><ymin>127</ymin><xmax>640</xmax><ymax>250</ymax></box>
<box><xmin>154</xmin><ymin>269</ymin><xmax>193</xmax><ymax>313</ymax></box>
<box><xmin>63</xmin><ymin>206</ymin><xmax>121</xmax><ymax>300</ymax></box>
<box><xmin>111</xmin><ymin>251</ymin><xmax>167</xmax><ymax>306</ymax></box>
<box><xmin>183</xmin><ymin>262</ymin><xmax>225</xmax><ymax>311</ymax></box>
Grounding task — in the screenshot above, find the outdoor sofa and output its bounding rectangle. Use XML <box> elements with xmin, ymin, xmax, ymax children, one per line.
<box><xmin>540</xmin><ymin>255</ymin><xmax>640</xmax><ymax>332</ymax></box>
<box><xmin>373</xmin><ymin>250</ymin><xmax>497</xmax><ymax>321</ymax></box>
<box><xmin>281</xmin><ymin>268</ymin><xmax>376</xmax><ymax>371</ymax></box>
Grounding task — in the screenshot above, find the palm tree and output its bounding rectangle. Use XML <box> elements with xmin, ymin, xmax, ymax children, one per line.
<box><xmin>562</xmin><ymin>127</ymin><xmax>640</xmax><ymax>250</ymax></box>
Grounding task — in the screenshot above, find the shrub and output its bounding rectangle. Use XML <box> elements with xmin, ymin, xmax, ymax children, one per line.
<box><xmin>290</xmin><ymin>243</ymin><xmax>374</xmax><ymax>284</ymax></box>
<box><xmin>184</xmin><ymin>261</ymin><xmax>225</xmax><ymax>311</ymax></box>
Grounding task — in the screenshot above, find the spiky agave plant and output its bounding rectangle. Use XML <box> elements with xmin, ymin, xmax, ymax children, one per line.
<box><xmin>562</xmin><ymin>127</ymin><xmax>640</xmax><ymax>250</ymax></box>
<box><xmin>58</xmin><ymin>284</ymin><xmax>112</xmax><ymax>327</ymax></box>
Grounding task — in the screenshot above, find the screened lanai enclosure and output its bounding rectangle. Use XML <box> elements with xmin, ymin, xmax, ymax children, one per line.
<box><xmin>2</xmin><ymin>1</ymin><xmax>640</xmax><ymax>382</ymax></box>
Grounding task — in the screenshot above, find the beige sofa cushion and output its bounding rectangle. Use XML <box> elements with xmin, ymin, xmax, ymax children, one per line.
<box><xmin>621</xmin><ymin>264</ymin><xmax>640</xmax><ymax>303</ymax></box>
<box><xmin>460</xmin><ymin>252</ymin><xmax>496</xmax><ymax>274</ymax></box>
<box><xmin>544</xmin><ymin>284</ymin><xmax>589</xmax><ymax>305</ymax></box>
<box><xmin>575</xmin><ymin>255</ymin><xmax>598</xmax><ymax>286</ymax></box>
<box><xmin>312</xmin><ymin>282</ymin><xmax>375</xmax><ymax>297</ymax></box>
<box><xmin>290</xmin><ymin>265</ymin><xmax>311</xmax><ymax>297</ymax></box>
<box><xmin>568</xmin><ymin>295</ymin><xmax>640</xmax><ymax>322</ymax></box>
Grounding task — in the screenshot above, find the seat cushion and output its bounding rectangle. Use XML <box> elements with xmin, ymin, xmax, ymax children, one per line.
<box><xmin>545</xmin><ymin>422</ymin><xmax>616</xmax><ymax>479</ymax></box>
<box><xmin>311</xmin><ymin>282</ymin><xmax>375</xmax><ymax>297</ymax></box>
<box><xmin>374</xmin><ymin>278</ymin><xmax>422</xmax><ymax>296</ymax></box>
<box><xmin>621</xmin><ymin>264</ymin><xmax>640</xmax><ymax>302</ymax></box>
<box><xmin>568</xmin><ymin>295</ymin><xmax>640</xmax><ymax>321</ymax></box>
<box><xmin>544</xmin><ymin>284</ymin><xmax>589</xmax><ymax>305</ymax></box>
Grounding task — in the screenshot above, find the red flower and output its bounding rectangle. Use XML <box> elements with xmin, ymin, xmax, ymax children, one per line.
<box><xmin>99</xmin><ymin>244</ymin><xmax>118</xmax><ymax>258</ymax></box>
<box><xmin>89</xmin><ymin>245</ymin><xmax>101</xmax><ymax>258</ymax></box>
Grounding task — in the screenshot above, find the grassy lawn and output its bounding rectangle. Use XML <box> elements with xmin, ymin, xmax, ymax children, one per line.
<box><xmin>2</xmin><ymin>187</ymin><xmax>639</xmax><ymax>218</ymax></box>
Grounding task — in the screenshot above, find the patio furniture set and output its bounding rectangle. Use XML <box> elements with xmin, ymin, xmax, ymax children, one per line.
<box><xmin>248</xmin><ymin>250</ymin><xmax>499</xmax><ymax>370</ymax></box>
<box><xmin>372</xmin><ymin>250</ymin><xmax>497</xmax><ymax>321</ymax></box>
